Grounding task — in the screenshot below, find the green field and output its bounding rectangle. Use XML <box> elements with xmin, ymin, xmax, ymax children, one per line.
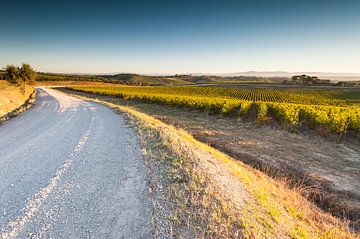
<box><xmin>68</xmin><ymin>85</ymin><xmax>360</xmax><ymax>134</ymax></box>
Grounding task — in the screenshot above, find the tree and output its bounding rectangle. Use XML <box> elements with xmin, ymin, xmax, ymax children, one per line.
<box><xmin>5</xmin><ymin>65</ymin><xmax>20</xmax><ymax>85</ymax></box>
<box><xmin>4</xmin><ymin>63</ymin><xmax>37</xmax><ymax>94</ymax></box>
<box><xmin>20</xmin><ymin>63</ymin><xmax>37</xmax><ymax>85</ymax></box>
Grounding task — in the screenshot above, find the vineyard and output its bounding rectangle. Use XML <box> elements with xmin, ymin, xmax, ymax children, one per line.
<box><xmin>68</xmin><ymin>86</ymin><xmax>360</xmax><ymax>134</ymax></box>
<box><xmin>68</xmin><ymin>86</ymin><xmax>360</xmax><ymax>106</ymax></box>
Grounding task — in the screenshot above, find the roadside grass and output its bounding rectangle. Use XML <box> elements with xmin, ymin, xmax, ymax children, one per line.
<box><xmin>60</xmin><ymin>90</ymin><xmax>357</xmax><ymax>238</ymax></box>
<box><xmin>134</xmin><ymin>123</ymin><xmax>244</xmax><ymax>238</ymax></box>
<box><xmin>0</xmin><ymin>80</ymin><xmax>34</xmax><ymax>117</ymax></box>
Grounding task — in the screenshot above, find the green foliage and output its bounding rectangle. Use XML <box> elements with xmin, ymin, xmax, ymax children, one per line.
<box><xmin>5</xmin><ymin>65</ymin><xmax>21</xmax><ymax>85</ymax></box>
<box><xmin>69</xmin><ymin>86</ymin><xmax>360</xmax><ymax>134</ymax></box>
<box><xmin>20</xmin><ymin>63</ymin><xmax>37</xmax><ymax>85</ymax></box>
<box><xmin>239</xmin><ymin>101</ymin><xmax>252</xmax><ymax>116</ymax></box>
<box><xmin>69</xmin><ymin>86</ymin><xmax>360</xmax><ymax>106</ymax></box>
<box><xmin>256</xmin><ymin>102</ymin><xmax>268</xmax><ymax>122</ymax></box>
<box><xmin>221</xmin><ymin>100</ymin><xmax>241</xmax><ymax>115</ymax></box>
<box><xmin>267</xmin><ymin>103</ymin><xmax>300</xmax><ymax>127</ymax></box>
<box><xmin>4</xmin><ymin>63</ymin><xmax>37</xmax><ymax>93</ymax></box>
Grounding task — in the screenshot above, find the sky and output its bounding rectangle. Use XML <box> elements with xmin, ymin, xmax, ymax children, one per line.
<box><xmin>1</xmin><ymin>0</ymin><xmax>360</xmax><ymax>74</ymax></box>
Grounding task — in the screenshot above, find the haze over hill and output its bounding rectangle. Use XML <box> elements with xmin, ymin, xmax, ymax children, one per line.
<box><xmin>212</xmin><ymin>71</ymin><xmax>360</xmax><ymax>82</ymax></box>
<box><xmin>91</xmin><ymin>71</ymin><xmax>360</xmax><ymax>82</ymax></box>
<box><xmin>88</xmin><ymin>71</ymin><xmax>360</xmax><ymax>81</ymax></box>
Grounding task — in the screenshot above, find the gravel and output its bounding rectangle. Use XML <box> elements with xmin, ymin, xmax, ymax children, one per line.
<box><xmin>0</xmin><ymin>88</ymin><xmax>152</xmax><ymax>238</ymax></box>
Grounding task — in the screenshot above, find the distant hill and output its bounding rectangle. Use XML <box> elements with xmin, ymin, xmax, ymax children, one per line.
<box><xmin>6</xmin><ymin>69</ymin><xmax>359</xmax><ymax>86</ymax></box>
<box><xmin>97</xmin><ymin>74</ymin><xmax>189</xmax><ymax>85</ymax></box>
<box><xmin>3</xmin><ymin>68</ymin><xmax>360</xmax><ymax>83</ymax></box>
<box><xmin>34</xmin><ymin>72</ymin><xmax>287</xmax><ymax>85</ymax></box>
<box><xmin>96</xmin><ymin>73</ymin><xmax>281</xmax><ymax>85</ymax></box>
<box><xmin>219</xmin><ymin>71</ymin><xmax>360</xmax><ymax>82</ymax></box>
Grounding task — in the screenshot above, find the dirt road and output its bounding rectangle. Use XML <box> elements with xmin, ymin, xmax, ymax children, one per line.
<box><xmin>0</xmin><ymin>88</ymin><xmax>151</xmax><ymax>238</ymax></box>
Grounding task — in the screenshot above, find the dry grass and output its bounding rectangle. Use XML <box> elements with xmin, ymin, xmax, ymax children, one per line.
<box><xmin>117</xmin><ymin>105</ymin><xmax>355</xmax><ymax>239</ymax></box>
<box><xmin>58</xmin><ymin>89</ymin><xmax>358</xmax><ymax>238</ymax></box>
<box><xmin>0</xmin><ymin>80</ymin><xmax>34</xmax><ymax>117</ymax></box>
<box><xmin>133</xmin><ymin>121</ymin><xmax>244</xmax><ymax>238</ymax></box>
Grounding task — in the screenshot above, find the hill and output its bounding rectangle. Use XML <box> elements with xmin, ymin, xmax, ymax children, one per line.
<box><xmin>221</xmin><ymin>71</ymin><xmax>360</xmax><ymax>82</ymax></box>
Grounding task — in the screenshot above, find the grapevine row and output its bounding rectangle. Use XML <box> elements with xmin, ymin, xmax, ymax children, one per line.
<box><xmin>69</xmin><ymin>86</ymin><xmax>360</xmax><ymax>134</ymax></box>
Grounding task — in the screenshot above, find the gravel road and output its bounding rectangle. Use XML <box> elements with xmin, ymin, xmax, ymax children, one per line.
<box><xmin>0</xmin><ymin>88</ymin><xmax>151</xmax><ymax>238</ymax></box>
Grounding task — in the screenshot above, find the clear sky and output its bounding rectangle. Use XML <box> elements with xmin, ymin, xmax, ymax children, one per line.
<box><xmin>1</xmin><ymin>0</ymin><xmax>360</xmax><ymax>74</ymax></box>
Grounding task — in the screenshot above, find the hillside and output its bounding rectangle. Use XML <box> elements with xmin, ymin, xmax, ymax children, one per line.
<box><xmin>96</xmin><ymin>73</ymin><xmax>283</xmax><ymax>85</ymax></box>
<box><xmin>97</xmin><ymin>74</ymin><xmax>189</xmax><ymax>85</ymax></box>
<box><xmin>221</xmin><ymin>71</ymin><xmax>360</xmax><ymax>82</ymax></box>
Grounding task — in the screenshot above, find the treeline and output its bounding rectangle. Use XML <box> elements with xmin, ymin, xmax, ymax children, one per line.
<box><xmin>282</xmin><ymin>75</ymin><xmax>331</xmax><ymax>86</ymax></box>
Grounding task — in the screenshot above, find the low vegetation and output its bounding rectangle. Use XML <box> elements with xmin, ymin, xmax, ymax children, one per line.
<box><xmin>68</xmin><ymin>85</ymin><xmax>360</xmax><ymax>105</ymax></box>
<box><xmin>68</xmin><ymin>86</ymin><xmax>360</xmax><ymax>136</ymax></box>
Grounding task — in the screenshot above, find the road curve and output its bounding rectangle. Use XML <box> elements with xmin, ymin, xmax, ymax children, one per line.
<box><xmin>0</xmin><ymin>88</ymin><xmax>151</xmax><ymax>238</ymax></box>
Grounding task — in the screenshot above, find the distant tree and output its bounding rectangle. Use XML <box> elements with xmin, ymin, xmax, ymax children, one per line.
<box><xmin>291</xmin><ymin>75</ymin><xmax>300</xmax><ymax>81</ymax></box>
<box><xmin>4</xmin><ymin>63</ymin><xmax>37</xmax><ymax>94</ymax></box>
<box><xmin>291</xmin><ymin>74</ymin><xmax>319</xmax><ymax>85</ymax></box>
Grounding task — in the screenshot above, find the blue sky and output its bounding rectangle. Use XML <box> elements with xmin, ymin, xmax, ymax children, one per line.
<box><xmin>1</xmin><ymin>0</ymin><xmax>360</xmax><ymax>74</ymax></box>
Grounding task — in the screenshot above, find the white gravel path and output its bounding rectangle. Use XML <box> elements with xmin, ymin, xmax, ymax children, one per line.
<box><xmin>0</xmin><ymin>88</ymin><xmax>151</xmax><ymax>239</ymax></box>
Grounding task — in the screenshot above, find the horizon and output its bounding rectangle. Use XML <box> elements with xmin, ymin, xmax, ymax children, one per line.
<box><xmin>1</xmin><ymin>0</ymin><xmax>360</xmax><ymax>74</ymax></box>
<box><xmin>3</xmin><ymin>68</ymin><xmax>360</xmax><ymax>77</ymax></box>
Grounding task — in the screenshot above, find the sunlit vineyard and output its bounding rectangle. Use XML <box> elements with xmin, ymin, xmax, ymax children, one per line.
<box><xmin>69</xmin><ymin>86</ymin><xmax>360</xmax><ymax>134</ymax></box>
<box><xmin>69</xmin><ymin>86</ymin><xmax>360</xmax><ymax>106</ymax></box>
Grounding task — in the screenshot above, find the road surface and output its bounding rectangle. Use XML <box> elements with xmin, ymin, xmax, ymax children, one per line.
<box><xmin>0</xmin><ymin>88</ymin><xmax>151</xmax><ymax>238</ymax></box>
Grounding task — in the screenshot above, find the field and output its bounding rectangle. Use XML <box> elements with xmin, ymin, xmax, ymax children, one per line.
<box><xmin>61</xmin><ymin>86</ymin><xmax>360</xmax><ymax>236</ymax></box>
<box><xmin>2</xmin><ymin>78</ymin><xmax>360</xmax><ymax>236</ymax></box>
<box><xmin>68</xmin><ymin>85</ymin><xmax>360</xmax><ymax>135</ymax></box>
<box><xmin>0</xmin><ymin>80</ymin><xmax>34</xmax><ymax>117</ymax></box>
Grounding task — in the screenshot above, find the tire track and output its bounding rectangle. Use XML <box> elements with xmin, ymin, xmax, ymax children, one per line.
<box><xmin>0</xmin><ymin>117</ymin><xmax>95</xmax><ymax>239</ymax></box>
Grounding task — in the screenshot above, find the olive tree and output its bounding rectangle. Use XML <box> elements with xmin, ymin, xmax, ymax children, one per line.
<box><xmin>4</xmin><ymin>63</ymin><xmax>37</xmax><ymax>94</ymax></box>
<box><xmin>4</xmin><ymin>65</ymin><xmax>20</xmax><ymax>85</ymax></box>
